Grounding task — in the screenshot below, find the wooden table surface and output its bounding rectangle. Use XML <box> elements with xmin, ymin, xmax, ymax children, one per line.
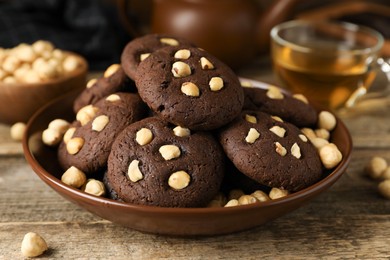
<box><xmin>1</xmin><ymin>60</ymin><xmax>390</xmax><ymax>259</ymax></box>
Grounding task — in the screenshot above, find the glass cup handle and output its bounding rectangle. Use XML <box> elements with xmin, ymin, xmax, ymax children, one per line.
<box><xmin>345</xmin><ymin>57</ymin><xmax>390</xmax><ymax>108</ymax></box>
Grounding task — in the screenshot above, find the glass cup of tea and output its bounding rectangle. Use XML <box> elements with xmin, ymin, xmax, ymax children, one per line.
<box><xmin>270</xmin><ymin>20</ymin><xmax>389</xmax><ymax>110</ymax></box>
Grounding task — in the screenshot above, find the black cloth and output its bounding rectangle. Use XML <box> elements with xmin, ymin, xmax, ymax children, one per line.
<box><xmin>0</xmin><ymin>0</ymin><xmax>132</xmax><ymax>70</ymax></box>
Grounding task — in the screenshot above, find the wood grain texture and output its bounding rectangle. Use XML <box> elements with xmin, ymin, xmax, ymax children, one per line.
<box><xmin>1</xmin><ymin>66</ymin><xmax>390</xmax><ymax>259</ymax></box>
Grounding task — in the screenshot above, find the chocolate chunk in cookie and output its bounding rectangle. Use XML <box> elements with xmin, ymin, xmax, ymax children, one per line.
<box><xmin>58</xmin><ymin>92</ymin><xmax>148</xmax><ymax>175</ymax></box>
<box><xmin>243</xmin><ymin>85</ymin><xmax>317</xmax><ymax>127</ymax></box>
<box><xmin>135</xmin><ymin>46</ymin><xmax>244</xmax><ymax>130</ymax></box>
<box><xmin>73</xmin><ymin>64</ymin><xmax>136</xmax><ymax>113</ymax></box>
<box><xmin>121</xmin><ymin>34</ymin><xmax>195</xmax><ymax>80</ymax></box>
<box><xmin>218</xmin><ymin>111</ymin><xmax>322</xmax><ymax>192</ymax></box>
<box><xmin>106</xmin><ymin>117</ymin><xmax>225</xmax><ymax>207</ymax></box>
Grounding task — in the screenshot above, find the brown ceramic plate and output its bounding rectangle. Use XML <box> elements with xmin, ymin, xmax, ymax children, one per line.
<box><xmin>22</xmin><ymin>78</ymin><xmax>352</xmax><ymax>236</ymax></box>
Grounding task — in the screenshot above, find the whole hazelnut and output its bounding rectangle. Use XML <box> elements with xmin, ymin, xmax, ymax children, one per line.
<box><xmin>21</xmin><ymin>232</ymin><xmax>48</xmax><ymax>257</ymax></box>
<box><xmin>365</xmin><ymin>157</ymin><xmax>388</xmax><ymax>180</ymax></box>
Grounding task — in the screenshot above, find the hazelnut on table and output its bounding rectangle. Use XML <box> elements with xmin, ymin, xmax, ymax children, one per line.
<box><xmin>10</xmin><ymin>122</ymin><xmax>26</xmax><ymax>141</ymax></box>
<box><xmin>21</xmin><ymin>232</ymin><xmax>48</xmax><ymax>258</ymax></box>
<box><xmin>365</xmin><ymin>156</ymin><xmax>388</xmax><ymax>180</ymax></box>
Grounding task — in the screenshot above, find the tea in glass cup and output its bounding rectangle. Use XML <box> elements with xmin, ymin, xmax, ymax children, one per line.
<box><xmin>270</xmin><ymin>20</ymin><xmax>387</xmax><ymax>110</ymax></box>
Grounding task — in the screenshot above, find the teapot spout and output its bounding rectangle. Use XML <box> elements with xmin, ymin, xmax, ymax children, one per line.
<box><xmin>256</xmin><ymin>0</ymin><xmax>300</xmax><ymax>53</ymax></box>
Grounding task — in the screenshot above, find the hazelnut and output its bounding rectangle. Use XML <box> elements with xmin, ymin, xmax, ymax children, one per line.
<box><xmin>200</xmin><ymin>57</ymin><xmax>214</xmax><ymax>70</ymax></box>
<box><xmin>140</xmin><ymin>53</ymin><xmax>151</xmax><ymax>61</ymax></box>
<box><xmin>315</xmin><ymin>128</ymin><xmax>330</xmax><ymax>140</ymax></box>
<box><xmin>245</xmin><ymin>114</ymin><xmax>257</xmax><ymax>124</ymax></box>
<box><xmin>31</xmin><ymin>57</ymin><xmax>45</xmax><ymax>71</ymax></box>
<box><xmin>21</xmin><ymin>232</ymin><xmax>48</xmax><ymax>258</ymax></box>
<box><xmin>271</xmin><ymin>116</ymin><xmax>283</xmax><ymax>122</ymax></box>
<box><xmin>135</xmin><ymin>128</ymin><xmax>153</xmax><ymax>145</ymax></box>
<box><xmin>318</xmin><ymin>111</ymin><xmax>337</xmax><ymax>131</ymax></box>
<box><xmin>2</xmin><ymin>55</ymin><xmax>20</xmax><ymax>73</ymax></box>
<box><xmin>34</xmin><ymin>61</ymin><xmax>58</xmax><ymax>80</ymax></box>
<box><xmin>269</xmin><ymin>188</ymin><xmax>289</xmax><ymax>199</ymax></box>
<box><xmin>47</xmin><ymin>58</ymin><xmax>61</xmax><ymax>73</ymax></box>
<box><xmin>42</xmin><ymin>128</ymin><xmax>62</xmax><ymax>146</ymax></box>
<box><xmin>32</xmin><ymin>40</ymin><xmax>54</xmax><ymax>54</ymax></box>
<box><xmin>40</xmin><ymin>50</ymin><xmax>52</xmax><ymax>60</ymax></box>
<box><xmin>299</xmin><ymin>134</ymin><xmax>308</xmax><ymax>142</ymax></box>
<box><xmin>291</xmin><ymin>143</ymin><xmax>301</xmax><ymax>159</ymax></box>
<box><xmin>104</xmin><ymin>64</ymin><xmax>120</xmax><ymax>78</ymax></box>
<box><xmin>86</xmin><ymin>78</ymin><xmax>97</xmax><ymax>88</ymax></box>
<box><xmin>48</xmin><ymin>119</ymin><xmax>70</xmax><ymax>135</ymax></box>
<box><xmin>266</xmin><ymin>86</ymin><xmax>283</xmax><ymax>99</ymax></box>
<box><xmin>238</xmin><ymin>195</ymin><xmax>257</xmax><ymax>205</ymax></box>
<box><xmin>251</xmin><ymin>190</ymin><xmax>270</xmax><ymax>202</ymax></box>
<box><xmin>106</xmin><ymin>94</ymin><xmax>121</xmax><ymax>102</ymax></box>
<box><xmin>173</xmin><ymin>126</ymin><xmax>191</xmax><ymax>137</ymax></box>
<box><xmin>66</xmin><ymin>137</ymin><xmax>84</xmax><ymax>155</ymax></box>
<box><xmin>181</xmin><ymin>82</ymin><xmax>200</xmax><ymax>97</ymax></box>
<box><xmin>160</xmin><ymin>38</ymin><xmax>179</xmax><ymax>46</ymax></box>
<box><xmin>159</xmin><ymin>144</ymin><xmax>181</xmax><ymax>160</ymax></box>
<box><xmin>63</xmin><ymin>127</ymin><xmax>76</xmax><ymax>144</ymax></box>
<box><xmin>61</xmin><ymin>166</ymin><xmax>86</xmax><ymax>188</ymax></box>
<box><xmin>92</xmin><ymin>115</ymin><xmax>109</xmax><ymax>132</ymax></box>
<box><xmin>209</xmin><ymin>77</ymin><xmax>224</xmax><ymax>91</ymax></box>
<box><xmin>172</xmin><ymin>61</ymin><xmax>191</xmax><ymax>78</ymax></box>
<box><xmin>292</xmin><ymin>94</ymin><xmax>308</xmax><ymax>104</ymax></box>
<box><xmin>10</xmin><ymin>122</ymin><xmax>26</xmax><ymax>141</ymax></box>
<box><xmin>2</xmin><ymin>76</ymin><xmax>16</xmax><ymax>84</ymax></box>
<box><xmin>83</xmin><ymin>179</ymin><xmax>106</xmax><ymax>196</ymax></box>
<box><xmin>20</xmin><ymin>69</ymin><xmax>41</xmax><ymax>83</ymax></box>
<box><xmin>14</xmin><ymin>64</ymin><xmax>31</xmax><ymax>81</ymax></box>
<box><xmin>275</xmin><ymin>142</ymin><xmax>287</xmax><ymax>156</ymax></box>
<box><xmin>319</xmin><ymin>143</ymin><xmax>343</xmax><ymax>169</ymax></box>
<box><xmin>301</xmin><ymin>128</ymin><xmax>316</xmax><ymax>141</ymax></box>
<box><xmin>76</xmin><ymin>105</ymin><xmax>98</xmax><ymax>126</ymax></box>
<box><xmin>365</xmin><ymin>157</ymin><xmax>388</xmax><ymax>180</ymax></box>
<box><xmin>224</xmin><ymin>199</ymin><xmax>239</xmax><ymax>207</ymax></box>
<box><xmin>378</xmin><ymin>180</ymin><xmax>390</xmax><ymax>199</ymax></box>
<box><xmin>128</xmin><ymin>160</ymin><xmax>144</xmax><ymax>182</ymax></box>
<box><xmin>174</xmin><ymin>49</ymin><xmax>191</xmax><ymax>59</ymax></box>
<box><xmin>168</xmin><ymin>170</ymin><xmax>191</xmax><ymax>190</ymax></box>
<box><xmin>14</xmin><ymin>44</ymin><xmax>37</xmax><ymax>63</ymax></box>
<box><xmin>62</xmin><ymin>55</ymin><xmax>82</xmax><ymax>72</ymax></box>
<box><xmin>245</xmin><ymin>128</ymin><xmax>260</xmax><ymax>144</ymax></box>
<box><xmin>52</xmin><ymin>49</ymin><xmax>65</xmax><ymax>61</ymax></box>
<box><xmin>311</xmin><ymin>137</ymin><xmax>329</xmax><ymax>150</ymax></box>
<box><xmin>269</xmin><ymin>126</ymin><xmax>286</xmax><ymax>138</ymax></box>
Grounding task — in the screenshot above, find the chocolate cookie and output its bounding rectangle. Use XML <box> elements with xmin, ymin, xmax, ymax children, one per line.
<box><xmin>58</xmin><ymin>92</ymin><xmax>148</xmax><ymax>175</ymax></box>
<box><xmin>218</xmin><ymin>111</ymin><xmax>322</xmax><ymax>192</ymax></box>
<box><xmin>121</xmin><ymin>34</ymin><xmax>195</xmax><ymax>80</ymax></box>
<box><xmin>243</xmin><ymin>85</ymin><xmax>318</xmax><ymax>127</ymax></box>
<box><xmin>73</xmin><ymin>64</ymin><xmax>136</xmax><ymax>112</ymax></box>
<box><xmin>106</xmin><ymin>116</ymin><xmax>225</xmax><ymax>207</ymax></box>
<box><xmin>135</xmin><ymin>46</ymin><xmax>244</xmax><ymax>131</ymax></box>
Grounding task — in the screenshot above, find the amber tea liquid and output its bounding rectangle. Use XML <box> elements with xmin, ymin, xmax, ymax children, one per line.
<box><xmin>272</xmin><ymin>43</ymin><xmax>376</xmax><ymax>109</ymax></box>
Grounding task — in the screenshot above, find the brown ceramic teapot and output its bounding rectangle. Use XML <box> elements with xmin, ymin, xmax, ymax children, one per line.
<box><xmin>150</xmin><ymin>0</ymin><xmax>299</xmax><ymax>68</ymax></box>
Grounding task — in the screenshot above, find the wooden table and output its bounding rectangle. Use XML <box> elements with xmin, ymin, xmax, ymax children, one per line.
<box><xmin>1</xmin><ymin>60</ymin><xmax>390</xmax><ymax>259</ymax></box>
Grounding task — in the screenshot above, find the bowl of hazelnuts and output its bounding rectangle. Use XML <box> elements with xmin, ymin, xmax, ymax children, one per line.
<box><xmin>0</xmin><ymin>40</ymin><xmax>88</xmax><ymax>124</ymax></box>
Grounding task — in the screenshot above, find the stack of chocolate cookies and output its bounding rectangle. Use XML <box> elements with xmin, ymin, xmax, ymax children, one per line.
<box><xmin>56</xmin><ymin>34</ymin><xmax>339</xmax><ymax>208</ymax></box>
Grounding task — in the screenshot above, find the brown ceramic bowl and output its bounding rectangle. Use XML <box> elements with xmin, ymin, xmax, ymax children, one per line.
<box><xmin>0</xmin><ymin>52</ymin><xmax>87</xmax><ymax>125</ymax></box>
<box><xmin>22</xmin><ymin>79</ymin><xmax>352</xmax><ymax>236</ymax></box>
